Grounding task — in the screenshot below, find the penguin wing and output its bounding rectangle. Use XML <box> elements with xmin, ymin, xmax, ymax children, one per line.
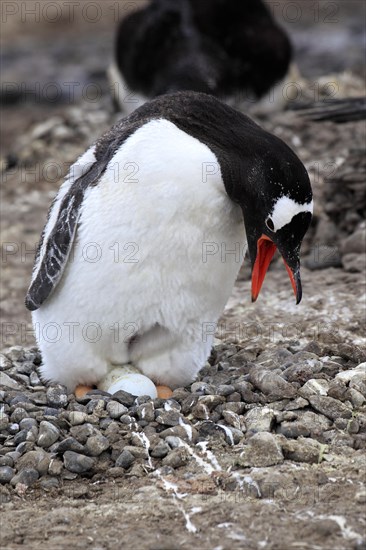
<box><xmin>25</xmin><ymin>148</ymin><xmax>111</xmax><ymax>311</ymax></box>
<box><xmin>295</xmin><ymin>97</ymin><xmax>366</xmax><ymax>123</ymax></box>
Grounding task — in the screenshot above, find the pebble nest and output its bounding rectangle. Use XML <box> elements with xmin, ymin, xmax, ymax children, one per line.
<box><xmin>1</xmin><ymin>340</ymin><xmax>365</xmax><ymax>496</ymax></box>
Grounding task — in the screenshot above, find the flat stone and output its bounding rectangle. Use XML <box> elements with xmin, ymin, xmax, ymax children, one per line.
<box><xmin>0</xmin><ymin>372</ymin><xmax>22</xmax><ymax>390</ymax></box>
<box><xmin>156</xmin><ymin>410</ymin><xmax>182</xmax><ymax>426</ymax></box>
<box><xmin>63</xmin><ymin>451</ymin><xmax>96</xmax><ymax>473</ymax></box>
<box><xmin>236</xmin><ymin>433</ymin><xmax>284</xmax><ymax>467</ymax></box>
<box><xmin>244</xmin><ymin>406</ymin><xmax>275</xmax><ymax>433</ymax></box>
<box><xmin>106</xmin><ymin>400</ymin><xmax>128</xmax><ymax>419</ymax></box>
<box><xmin>281</xmin><ymin>437</ymin><xmax>325</xmax><ymax>463</ymax></box>
<box><xmin>115</xmin><ymin>449</ymin><xmax>135</xmax><ymax>469</ymax></box>
<box><xmin>308</xmin><ymin>395</ymin><xmax>352</xmax><ymax>420</ymax></box>
<box><xmin>50</xmin><ymin>437</ymin><xmax>85</xmax><ymax>454</ymax></box>
<box><xmin>299</xmin><ymin>379</ymin><xmax>329</xmax><ymax>398</ymax></box>
<box><xmin>249</xmin><ymin>370</ymin><xmax>297</xmax><ymax>400</ymax></box>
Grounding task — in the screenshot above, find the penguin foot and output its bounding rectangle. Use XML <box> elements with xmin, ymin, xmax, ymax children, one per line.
<box><xmin>74</xmin><ymin>384</ymin><xmax>94</xmax><ymax>398</ymax></box>
<box><xmin>156</xmin><ymin>385</ymin><xmax>173</xmax><ymax>399</ymax></box>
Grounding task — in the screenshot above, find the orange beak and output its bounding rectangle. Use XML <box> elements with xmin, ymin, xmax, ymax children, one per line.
<box><xmin>251</xmin><ymin>234</ymin><xmax>299</xmax><ymax>302</ymax></box>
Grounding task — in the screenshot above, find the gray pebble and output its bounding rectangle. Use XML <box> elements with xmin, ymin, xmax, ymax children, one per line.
<box><xmin>244</xmin><ymin>406</ymin><xmax>275</xmax><ymax>434</ymax></box>
<box><xmin>216</xmin><ymin>384</ymin><xmax>235</xmax><ymax>396</ymax></box>
<box><xmin>250</xmin><ymin>370</ymin><xmax>297</xmax><ymax>400</ymax></box>
<box><xmin>236</xmin><ymin>433</ymin><xmax>284</xmax><ymax>467</ymax></box>
<box><xmin>30</xmin><ymin>371</ymin><xmax>41</xmax><ymax>386</ymax></box>
<box><xmin>162</xmin><ymin>447</ymin><xmax>189</xmax><ymax>469</ymax></box>
<box><xmin>37</xmin><ymin>421</ymin><xmax>60</xmax><ymax>447</ymax></box>
<box><xmin>19</xmin><ymin>418</ymin><xmax>38</xmax><ymax>431</ymax></box>
<box><xmin>10</xmin><ymin>468</ymin><xmax>39</xmax><ymax>487</ymax></box>
<box><xmin>0</xmin><ymin>466</ymin><xmax>15</xmax><ymax>484</ymax></box>
<box><xmin>16</xmin><ymin>449</ymin><xmax>51</xmax><ymax>475</ymax></box>
<box><xmin>308</xmin><ymin>395</ymin><xmax>352</xmax><ymax>420</ymax></box>
<box><xmin>10</xmin><ymin>408</ymin><xmax>28</xmax><ymax>423</ymax></box>
<box><xmin>63</xmin><ymin>451</ymin><xmax>96</xmax><ymax>473</ymax></box>
<box><xmin>150</xmin><ymin>441</ymin><xmax>170</xmax><ymax>458</ymax></box>
<box><xmin>68</xmin><ymin>411</ymin><xmax>88</xmax><ymax>426</ymax></box>
<box><xmin>165</xmin><ymin>436</ymin><xmax>182</xmax><ymax>449</ymax></box>
<box><xmin>112</xmin><ymin>390</ymin><xmax>135</xmax><ymax>407</ymax></box>
<box><xmin>115</xmin><ymin>449</ymin><xmax>135</xmax><ymax>469</ymax></box>
<box><xmin>0</xmin><ymin>372</ymin><xmax>23</xmax><ymax>390</ymax></box>
<box><xmin>281</xmin><ymin>436</ymin><xmax>324</xmax><ymax>463</ymax></box>
<box><xmin>85</xmin><ymin>434</ymin><xmax>110</xmax><ymax>456</ymax></box>
<box><xmin>0</xmin><ymin>456</ymin><xmax>14</xmax><ymax>467</ymax></box>
<box><xmin>46</xmin><ymin>385</ymin><xmax>68</xmax><ymax>408</ymax></box>
<box><xmin>136</xmin><ymin>402</ymin><xmax>155</xmax><ymax>422</ymax></box>
<box><xmin>50</xmin><ymin>437</ymin><xmax>85</xmax><ymax>454</ymax></box>
<box><xmin>156</xmin><ymin>410</ymin><xmax>182</xmax><ymax>426</ymax></box>
<box><xmin>106</xmin><ymin>400</ymin><xmax>128</xmax><ymax>419</ymax></box>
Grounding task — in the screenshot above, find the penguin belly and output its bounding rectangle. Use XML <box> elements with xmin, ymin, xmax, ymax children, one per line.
<box><xmin>33</xmin><ymin>119</ymin><xmax>246</xmax><ymax>390</ymax></box>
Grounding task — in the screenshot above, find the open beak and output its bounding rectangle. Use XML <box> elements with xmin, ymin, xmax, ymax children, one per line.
<box><xmin>251</xmin><ymin>234</ymin><xmax>302</xmax><ymax>304</ymax></box>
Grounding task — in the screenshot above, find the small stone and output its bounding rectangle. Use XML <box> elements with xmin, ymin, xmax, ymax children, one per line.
<box><xmin>68</xmin><ymin>411</ymin><xmax>88</xmax><ymax>426</ymax></box>
<box><xmin>236</xmin><ymin>433</ymin><xmax>284</xmax><ymax>467</ymax></box>
<box><xmin>30</xmin><ymin>371</ymin><xmax>41</xmax><ymax>386</ymax></box>
<box><xmin>115</xmin><ymin>449</ymin><xmax>135</xmax><ymax>469</ymax></box>
<box><xmin>249</xmin><ymin>370</ymin><xmax>297</xmax><ymax>400</ymax></box>
<box><xmin>281</xmin><ymin>437</ymin><xmax>324</xmax><ymax>463</ymax></box>
<box><xmin>16</xmin><ymin>450</ymin><xmax>51</xmax><ymax>475</ymax></box>
<box><xmin>165</xmin><ymin>436</ymin><xmax>181</xmax><ymax>449</ymax></box>
<box><xmin>63</xmin><ymin>451</ymin><xmax>96</xmax><ymax>473</ymax></box>
<box><xmin>40</xmin><ymin>477</ymin><xmax>60</xmax><ymax>489</ymax></box>
<box><xmin>10</xmin><ymin>408</ymin><xmax>28</xmax><ymax>423</ymax></box>
<box><xmin>192</xmin><ymin>403</ymin><xmax>210</xmax><ymax>420</ymax></box>
<box><xmin>308</xmin><ymin>395</ymin><xmax>352</xmax><ymax>420</ymax></box>
<box><xmin>233</xmin><ymin>381</ymin><xmax>261</xmax><ymax>403</ymax></box>
<box><xmin>85</xmin><ymin>434</ymin><xmax>110</xmax><ymax>456</ymax></box>
<box><xmin>112</xmin><ymin>390</ymin><xmax>135</xmax><ymax>407</ymax></box>
<box><xmin>10</xmin><ymin>468</ymin><xmax>39</xmax><ymax>487</ymax></box>
<box><xmin>0</xmin><ymin>456</ymin><xmax>14</xmax><ymax>467</ymax></box>
<box><xmin>6</xmin><ymin>346</ymin><xmax>25</xmax><ymax>362</ymax></box>
<box><xmin>198</xmin><ymin>395</ymin><xmax>225</xmax><ymax>410</ymax></box>
<box><xmin>0</xmin><ymin>413</ymin><xmax>9</xmax><ymax>431</ymax></box>
<box><xmin>244</xmin><ymin>406</ymin><xmax>275</xmax><ymax>433</ymax></box>
<box><xmin>19</xmin><ymin>418</ymin><xmax>37</xmax><ymax>431</ymax></box>
<box><xmin>158</xmin><ymin>425</ymin><xmax>198</xmax><ymax>443</ymax></box>
<box><xmin>136</xmin><ymin>402</ymin><xmax>155</xmax><ymax>422</ymax></box>
<box><xmin>50</xmin><ymin>437</ymin><xmax>85</xmax><ymax>454</ymax></box>
<box><xmin>46</xmin><ymin>385</ymin><xmax>68</xmax><ymax>408</ymax></box>
<box><xmin>0</xmin><ymin>466</ymin><xmax>15</xmax><ymax>484</ymax></box>
<box><xmin>106</xmin><ymin>400</ymin><xmax>128</xmax><ymax>419</ymax></box>
<box><xmin>69</xmin><ymin>423</ymin><xmax>95</xmax><ymax>444</ymax></box>
<box><xmin>347</xmin><ymin>388</ymin><xmax>365</xmax><ymax>408</ymax></box>
<box><xmin>162</xmin><ymin>447</ymin><xmax>189</xmax><ymax>469</ymax></box>
<box><xmin>278</xmin><ymin>420</ymin><xmax>310</xmax><ymax>438</ymax></box>
<box><xmin>299</xmin><ymin>379</ymin><xmax>329</xmax><ymax>398</ymax></box>
<box><xmin>150</xmin><ymin>441</ymin><xmax>170</xmax><ymax>458</ymax></box>
<box><xmin>48</xmin><ymin>458</ymin><xmax>64</xmax><ymax>476</ymax></box>
<box><xmin>216</xmin><ymin>384</ymin><xmax>235</xmax><ymax>396</ymax></box>
<box><xmin>355</xmin><ymin>490</ymin><xmax>366</xmax><ymax>504</ymax></box>
<box><xmin>156</xmin><ymin>410</ymin><xmax>182</xmax><ymax>426</ymax></box>
<box><xmin>0</xmin><ymin>372</ymin><xmax>22</xmax><ymax>390</ymax></box>
<box><xmin>37</xmin><ymin>421</ymin><xmax>60</xmax><ymax>448</ymax></box>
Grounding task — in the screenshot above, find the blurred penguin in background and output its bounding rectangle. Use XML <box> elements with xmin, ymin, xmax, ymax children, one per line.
<box><xmin>109</xmin><ymin>0</ymin><xmax>292</xmax><ymax>114</ymax></box>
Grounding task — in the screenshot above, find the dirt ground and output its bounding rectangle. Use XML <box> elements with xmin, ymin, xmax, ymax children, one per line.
<box><xmin>1</xmin><ymin>1</ymin><xmax>366</xmax><ymax>549</ymax></box>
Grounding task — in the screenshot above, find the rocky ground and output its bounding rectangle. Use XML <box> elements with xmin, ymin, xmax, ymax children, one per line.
<box><xmin>1</xmin><ymin>1</ymin><xmax>366</xmax><ymax>549</ymax></box>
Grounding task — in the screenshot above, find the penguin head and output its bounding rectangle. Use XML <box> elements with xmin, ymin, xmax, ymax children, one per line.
<box><xmin>235</xmin><ymin>145</ymin><xmax>313</xmax><ymax>305</ymax></box>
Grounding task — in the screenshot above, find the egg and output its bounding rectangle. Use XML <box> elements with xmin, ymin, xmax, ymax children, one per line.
<box><xmin>98</xmin><ymin>365</ymin><xmax>158</xmax><ymax>398</ymax></box>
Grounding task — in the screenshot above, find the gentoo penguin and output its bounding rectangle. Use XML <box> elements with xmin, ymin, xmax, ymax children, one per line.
<box><xmin>110</xmin><ymin>0</ymin><xmax>291</xmax><ymax>114</ymax></box>
<box><xmin>25</xmin><ymin>92</ymin><xmax>313</xmax><ymax>395</ymax></box>
<box><xmin>110</xmin><ymin>0</ymin><xmax>226</xmax><ymax>114</ymax></box>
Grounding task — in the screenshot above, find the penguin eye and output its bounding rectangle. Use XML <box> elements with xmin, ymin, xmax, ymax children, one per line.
<box><xmin>266</xmin><ymin>217</ymin><xmax>275</xmax><ymax>232</ymax></box>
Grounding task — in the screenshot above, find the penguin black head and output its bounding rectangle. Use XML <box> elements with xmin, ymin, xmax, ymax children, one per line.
<box><xmin>223</xmin><ymin>126</ymin><xmax>313</xmax><ymax>305</ymax></box>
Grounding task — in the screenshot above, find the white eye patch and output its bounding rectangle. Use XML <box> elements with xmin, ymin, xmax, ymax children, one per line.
<box><xmin>270</xmin><ymin>196</ymin><xmax>313</xmax><ymax>232</ymax></box>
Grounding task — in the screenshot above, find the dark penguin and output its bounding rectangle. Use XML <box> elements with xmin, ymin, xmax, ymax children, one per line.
<box><xmin>111</xmin><ymin>0</ymin><xmax>291</xmax><ymax>113</ymax></box>
<box><xmin>26</xmin><ymin>91</ymin><xmax>312</xmax><ymax>393</ymax></box>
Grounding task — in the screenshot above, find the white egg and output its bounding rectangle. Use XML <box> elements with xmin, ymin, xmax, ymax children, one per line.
<box><xmin>98</xmin><ymin>365</ymin><xmax>157</xmax><ymax>398</ymax></box>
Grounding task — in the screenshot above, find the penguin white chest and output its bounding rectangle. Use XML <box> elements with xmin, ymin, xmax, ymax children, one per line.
<box><xmin>32</xmin><ymin>119</ymin><xmax>246</xmax><ymax>389</ymax></box>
